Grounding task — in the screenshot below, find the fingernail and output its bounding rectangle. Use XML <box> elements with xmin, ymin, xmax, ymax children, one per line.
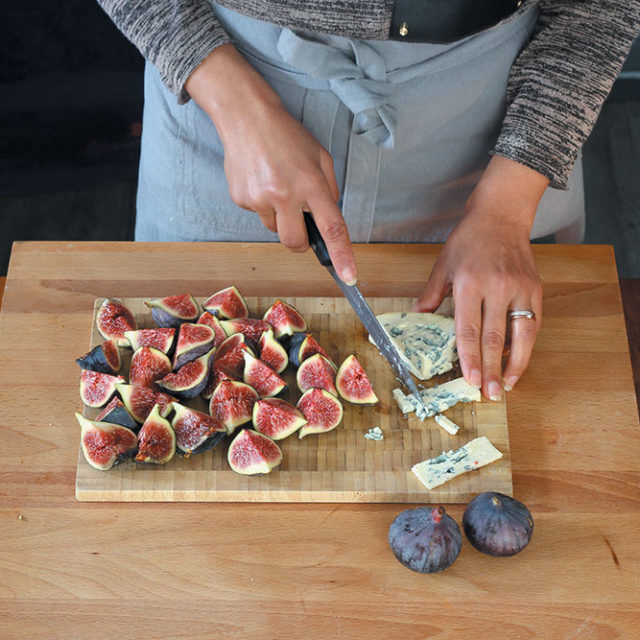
<box><xmin>504</xmin><ymin>375</ymin><xmax>518</xmax><ymax>392</ymax></box>
<box><xmin>488</xmin><ymin>381</ymin><xmax>502</xmax><ymax>401</ymax></box>
<box><xmin>469</xmin><ymin>369</ymin><xmax>482</xmax><ymax>387</ymax></box>
<box><xmin>342</xmin><ymin>267</ymin><xmax>357</xmax><ymax>286</ymax></box>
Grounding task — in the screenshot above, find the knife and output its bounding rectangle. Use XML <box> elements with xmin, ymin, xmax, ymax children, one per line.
<box><xmin>303</xmin><ymin>212</ymin><xmax>428</xmax><ymax>415</ymax></box>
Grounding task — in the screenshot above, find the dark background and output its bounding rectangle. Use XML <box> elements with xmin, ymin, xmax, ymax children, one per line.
<box><xmin>1</xmin><ymin>2</ymin><xmax>639</xmax><ymax>276</ymax></box>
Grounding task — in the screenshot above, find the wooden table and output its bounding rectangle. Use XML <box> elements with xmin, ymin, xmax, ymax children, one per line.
<box><xmin>0</xmin><ymin>242</ymin><xmax>638</xmax><ymax>639</ymax></box>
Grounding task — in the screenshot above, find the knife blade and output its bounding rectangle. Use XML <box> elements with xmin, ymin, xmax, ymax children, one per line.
<box><xmin>303</xmin><ymin>212</ymin><xmax>428</xmax><ymax>416</ymax></box>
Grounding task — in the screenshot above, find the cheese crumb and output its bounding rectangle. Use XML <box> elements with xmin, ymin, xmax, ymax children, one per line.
<box><xmin>434</xmin><ymin>414</ymin><xmax>460</xmax><ymax>435</ymax></box>
<box><xmin>364</xmin><ymin>426</ymin><xmax>384</xmax><ymax>441</ymax></box>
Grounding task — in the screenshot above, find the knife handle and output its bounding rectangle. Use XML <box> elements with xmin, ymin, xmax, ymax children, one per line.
<box><xmin>303</xmin><ymin>212</ymin><xmax>332</xmax><ymax>266</ymax></box>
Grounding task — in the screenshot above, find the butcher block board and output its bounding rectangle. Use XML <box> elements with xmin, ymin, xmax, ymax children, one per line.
<box><xmin>75</xmin><ymin>296</ymin><xmax>512</xmax><ymax>502</ymax></box>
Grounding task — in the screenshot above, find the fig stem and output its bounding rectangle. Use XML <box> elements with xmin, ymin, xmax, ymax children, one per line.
<box><xmin>492</xmin><ymin>496</ymin><xmax>501</xmax><ymax>507</ymax></box>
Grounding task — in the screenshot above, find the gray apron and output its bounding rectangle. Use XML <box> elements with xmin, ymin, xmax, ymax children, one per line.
<box><xmin>136</xmin><ymin>3</ymin><xmax>584</xmax><ymax>243</ymax></box>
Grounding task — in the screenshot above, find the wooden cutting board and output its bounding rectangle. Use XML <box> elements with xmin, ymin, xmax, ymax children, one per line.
<box><xmin>75</xmin><ymin>296</ymin><xmax>511</xmax><ymax>502</ymax></box>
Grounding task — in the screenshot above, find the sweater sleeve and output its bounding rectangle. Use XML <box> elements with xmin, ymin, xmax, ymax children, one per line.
<box><xmin>96</xmin><ymin>0</ymin><xmax>231</xmax><ymax>103</ymax></box>
<box><xmin>493</xmin><ymin>1</ymin><xmax>640</xmax><ymax>189</ymax></box>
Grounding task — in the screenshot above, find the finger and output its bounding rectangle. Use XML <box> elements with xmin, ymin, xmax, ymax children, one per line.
<box><xmin>413</xmin><ymin>257</ymin><xmax>450</xmax><ymax>312</ymax></box>
<box><xmin>503</xmin><ymin>295</ymin><xmax>542</xmax><ymax>391</ymax></box>
<box><xmin>452</xmin><ymin>283</ymin><xmax>483</xmax><ymax>388</ymax></box>
<box><xmin>319</xmin><ymin>150</ymin><xmax>340</xmax><ymax>203</ymax></box>
<box><xmin>256</xmin><ymin>209</ymin><xmax>277</xmax><ymax>233</ymax></box>
<box><xmin>275</xmin><ymin>206</ymin><xmax>308</xmax><ymax>253</ymax></box>
<box><xmin>480</xmin><ymin>295</ymin><xmax>509</xmax><ymax>401</ymax></box>
<box><xmin>306</xmin><ymin>193</ymin><xmax>356</xmax><ymax>284</ymax></box>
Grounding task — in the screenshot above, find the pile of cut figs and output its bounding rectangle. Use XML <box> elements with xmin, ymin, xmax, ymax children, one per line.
<box><xmin>76</xmin><ymin>287</ymin><xmax>378</xmax><ymax>475</ymax></box>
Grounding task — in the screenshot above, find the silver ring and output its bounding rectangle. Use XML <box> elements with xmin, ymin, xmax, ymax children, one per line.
<box><xmin>508</xmin><ymin>310</ymin><xmax>536</xmax><ymax>320</ymax></box>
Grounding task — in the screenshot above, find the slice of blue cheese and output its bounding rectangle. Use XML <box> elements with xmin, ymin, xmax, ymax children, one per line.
<box><xmin>369</xmin><ymin>312</ymin><xmax>457</xmax><ymax>380</ymax></box>
<box><xmin>412</xmin><ymin>436</ymin><xmax>503</xmax><ymax>490</ymax></box>
<box><xmin>393</xmin><ymin>377</ymin><xmax>481</xmax><ymax>420</ymax></box>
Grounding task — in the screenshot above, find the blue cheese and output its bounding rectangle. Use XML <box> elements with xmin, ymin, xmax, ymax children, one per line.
<box><xmin>434</xmin><ymin>414</ymin><xmax>460</xmax><ymax>435</ymax></box>
<box><xmin>412</xmin><ymin>436</ymin><xmax>503</xmax><ymax>490</ymax></box>
<box><xmin>369</xmin><ymin>312</ymin><xmax>457</xmax><ymax>380</ymax></box>
<box><xmin>364</xmin><ymin>426</ymin><xmax>384</xmax><ymax>441</ymax></box>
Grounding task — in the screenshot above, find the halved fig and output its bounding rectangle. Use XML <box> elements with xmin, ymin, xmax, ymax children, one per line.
<box><xmin>257</xmin><ymin>328</ymin><xmax>288</xmax><ymax>374</ymax></box>
<box><xmin>335</xmin><ymin>354</ymin><xmax>378</xmax><ymax>404</ymax></box>
<box><xmin>243</xmin><ymin>352</ymin><xmax>287</xmax><ymax>398</ymax></box>
<box><xmin>227</xmin><ymin>428</ymin><xmax>282</xmax><ymax>475</ymax></box>
<box><xmin>197</xmin><ymin>312</ymin><xmax>228</xmax><ymax>347</ymax></box>
<box><xmin>201</xmin><ymin>362</ymin><xmax>238</xmax><ymax>401</ymax></box>
<box><xmin>116</xmin><ymin>383</ymin><xmax>176</xmax><ymax>423</ymax></box>
<box><xmin>203</xmin><ymin>286</ymin><xmax>249</xmax><ymax>319</ymax></box>
<box><xmin>262</xmin><ymin>299</ymin><xmax>307</xmax><ymax>339</ymax></box>
<box><xmin>288</xmin><ymin>332</ymin><xmax>333</xmax><ymax>368</ymax></box>
<box><xmin>171</xmin><ymin>403</ymin><xmax>226</xmax><ymax>456</ymax></box>
<box><xmin>135</xmin><ymin>404</ymin><xmax>176</xmax><ymax>464</ymax></box>
<box><xmin>76</xmin><ymin>412</ymin><xmax>138</xmax><ymax>471</ymax></box>
<box><xmin>213</xmin><ymin>333</ymin><xmax>255</xmax><ymax>378</ymax></box>
<box><xmin>124</xmin><ymin>328</ymin><xmax>176</xmax><ymax>354</ymax></box>
<box><xmin>80</xmin><ymin>370</ymin><xmax>124</xmax><ymax>408</ymax></box>
<box><xmin>96</xmin><ymin>396</ymin><xmax>139</xmax><ymax>432</ymax></box>
<box><xmin>145</xmin><ymin>293</ymin><xmax>199</xmax><ymax>328</ymax></box>
<box><xmin>252</xmin><ymin>397</ymin><xmax>306</xmax><ymax>440</ymax></box>
<box><xmin>172</xmin><ymin>323</ymin><xmax>215</xmax><ymax>369</ymax></box>
<box><xmin>296</xmin><ymin>388</ymin><xmax>343</xmax><ymax>438</ymax></box>
<box><xmin>96</xmin><ymin>298</ymin><xmax>137</xmax><ymax>346</ymax></box>
<box><xmin>129</xmin><ymin>346</ymin><xmax>172</xmax><ymax>388</ymax></box>
<box><xmin>76</xmin><ymin>339</ymin><xmax>121</xmax><ymax>374</ymax></box>
<box><xmin>209</xmin><ymin>380</ymin><xmax>258</xmax><ymax>434</ymax></box>
<box><xmin>158</xmin><ymin>349</ymin><xmax>214</xmax><ymax>400</ymax></box>
<box><xmin>220</xmin><ymin>317</ymin><xmax>271</xmax><ymax>343</ymax></box>
<box><xmin>296</xmin><ymin>353</ymin><xmax>337</xmax><ymax>396</ymax></box>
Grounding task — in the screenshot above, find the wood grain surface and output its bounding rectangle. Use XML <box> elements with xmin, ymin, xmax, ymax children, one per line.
<box><xmin>1</xmin><ymin>242</ymin><xmax>639</xmax><ymax>640</ymax></box>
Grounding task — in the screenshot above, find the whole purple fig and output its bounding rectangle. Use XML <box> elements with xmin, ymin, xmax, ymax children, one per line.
<box><xmin>388</xmin><ymin>506</ymin><xmax>462</xmax><ymax>574</ymax></box>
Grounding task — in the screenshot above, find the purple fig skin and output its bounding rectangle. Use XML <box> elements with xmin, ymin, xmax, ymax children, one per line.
<box><xmin>150</xmin><ymin>306</ymin><xmax>182</xmax><ymax>329</ymax></box>
<box><xmin>96</xmin><ymin>397</ymin><xmax>139</xmax><ymax>432</ymax></box>
<box><xmin>75</xmin><ymin>341</ymin><xmax>120</xmax><ymax>374</ymax></box>
<box><xmin>388</xmin><ymin>506</ymin><xmax>462</xmax><ymax>574</ymax></box>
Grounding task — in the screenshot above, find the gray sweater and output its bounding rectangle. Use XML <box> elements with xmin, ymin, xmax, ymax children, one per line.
<box><xmin>97</xmin><ymin>0</ymin><xmax>640</xmax><ymax>189</ymax></box>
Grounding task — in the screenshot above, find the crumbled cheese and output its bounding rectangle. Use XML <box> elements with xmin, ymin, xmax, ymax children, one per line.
<box><xmin>434</xmin><ymin>414</ymin><xmax>460</xmax><ymax>435</ymax></box>
<box><xmin>364</xmin><ymin>426</ymin><xmax>384</xmax><ymax>441</ymax></box>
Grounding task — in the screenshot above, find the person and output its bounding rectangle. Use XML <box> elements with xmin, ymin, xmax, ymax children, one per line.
<box><xmin>97</xmin><ymin>0</ymin><xmax>640</xmax><ymax>401</ymax></box>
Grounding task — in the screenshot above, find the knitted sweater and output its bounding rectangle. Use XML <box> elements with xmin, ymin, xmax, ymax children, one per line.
<box><xmin>97</xmin><ymin>0</ymin><xmax>640</xmax><ymax>189</ymax></box>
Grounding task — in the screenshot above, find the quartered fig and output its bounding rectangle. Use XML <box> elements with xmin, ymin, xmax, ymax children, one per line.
<box><xmin>213</xmin><ymin>333</ymin><xmax>255</xmax><ymax>378</ymax></box>
<box><xmin>172</xmin><ymin>323</ymin><xmax>215</xmax><ymax>369</ymax></box>
<box><xmin>129</xmin><ymin>346</ymin><xmax>172</xmax><ymax>388</ymax></box>
<box><xmin>96</xmin><ymin>396</ymin><xmax>138</xmax><ymax>432</ymax></box>
<box><xmin>76</xmin><ymin>412</ymin><xmax>138</xmax><ymax>471</ymax></box>
<box><xmin>171</xmin><ymin>403</ymin><xmax>226</xmax><ymax>456</ymax></box>
<box><xmin>388</xmin><ymin>506</ymin><xmax>462</xmax><ymax>574</ymax></box>
<box><xmin>296</xmin><ymin>353</ymin><xmax>337</xmax><ymax>396</ymax></box>
<box><xmin>463</xmin><ymin>492</ymin><xmax>534</xmax><ymax>557</ymax></box>
<box><xmin>197</xmin><ymin>311</ymin><xmax>228</xmax><ymax>347</ymax></box>
<box><xmin>227</xmin><ymin>428</ymin><xmax>282</xmax><ymax>475</ymax></box>
<box><xmin>262</xmin><ymin>299</ymin><xmax>306</xmax><ymax>339</ymax></box>
<box><xmin>124</xmin><ymin>328</ymin><xmax>176</xmax><ymax>354</ymax></box>
<box><xmin>221</xmin><ymin>317</ymin><xmax>272</xmax><ymax>343</ymax></box>
<box><xmin>252</xmin><ymin>398</ymin><xmax>306</xmax><ymax>440</ymax></box>
<box><xmin>287</xmin><ymin>332</ymin><xmax>332</xmax><ymax>368</ymax></box>
<box><xmin>201</xmin><ymin>362</ymin><xmax>238</xmax><ymax>401</ymax></box>
<box><xmin>79</xmin><ymin>370</ymin><xmax>124</xmax><ymax>408</ymax></box>
<box><xmin>116</xmin><ymin>383</ymin><xmax>176</xmax><ymax>423</ymax></box>
<box><xmin>296</xmin><ymin>388</ymin><xmax>343</xmax><ymax>438</ymax></box>
<box><xmin>145</xmin><ymin>293</ymin><xmax>199</xmax><ymax>328</ymax></box>
<box><xmin>335</xmin><ymin>354</ymin><xmax>378</xmax><ymax>404</ymax></box>
<box><xmin>209</xmin><ymin>380</ymin><xmax>258</xmax><ymax>434</ymax></box>
<box><xmin>135</xmin><ymin>404</ymin><xmax>176</xmax><ymax>464</ymax></box>
<box><xmin>257</xmin><ymin>327</ymin><xmax>288</xmax><ymax>373</ymax></box>
<box><xmin>96</xmin><ymin>298</ymin><xmax>137</xmax><ymax>346</ymax></box>
<box><xmin>243</xmin><ymin>352</ymin><xmax>287</xmax><ymax>397</ymax></box>
<box><xmin>76</xmin><ymin>339</ymin><xmax>121</xmax><ymax>374</ymax></box>
<box><xmin>158</xmin><ymin>349</ymin><xmax>214</xmax><ymax>400</ymax></box>
<box><xmin>203</xmin><ymin>286</ymin><xmax>249</xmax><ymax>319</ymax></box>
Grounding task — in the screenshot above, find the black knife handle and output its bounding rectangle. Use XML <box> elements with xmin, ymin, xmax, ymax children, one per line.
<box><xmin>303</xmin><ymin>212</ymin><xmax>332</xmax><ymax>266</ymax></box>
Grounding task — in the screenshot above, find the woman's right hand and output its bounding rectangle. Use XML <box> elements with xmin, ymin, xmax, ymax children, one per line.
<box><xmin>185</xmin><ymin>43</ymin><xmax>357</xmax><ymax>284</ymax></box>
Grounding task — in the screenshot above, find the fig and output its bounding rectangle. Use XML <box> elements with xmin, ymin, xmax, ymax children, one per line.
<box><xmin>197</xmin><ymin>311</ymin><xmax>228</xmax><ymax>347</ymax></box>
<box><xmin>287</xmin><ymin>332</ymin><xmax>332</xmax><ymax>368</ymax></box>
<box><xmin>124</xmin><ymin>328</ymin><xmax>176</xmax><ymax>354</ymax></box>
<box><xmin>296</xmin><ymin>353</ymin><xmax>337</xmax><ymax>396</ymax></box>
<box><xmin>172</xmin><ymin>323</ymin><xmax>215</xmax><ymax>369</ymax></box>
<box><xmin>129</xmin><ymin>346</ymin><xmax>172</xmax><ymax>388</ymax></box>
<box><xmin>79</xmin><ymin>370</ymin><xmax>125</xmax><ymax>408</ymax></box>
<box><xmin>76</xmin><ymin>339</ymin><xmax>121</xmax><ymax>374</ymax></box>
<box><xmin>388</xmin><ymin>506</ymin><xmax>462</xmax><ymax>574</ymax></box>
<box><xmin>209</xmin><ymin>380</ymin><xmax>258</xmax><ymax>434</ymax></box>
<box><xmin>116</xmin><ymin>383</ymin><xmax>176</xmax><ymax>423</ymax></box>
<box><xmin>171</xmin><ymin>403</ymin><xmax>226</xmax><ymax>456</ymax></box>
<box><xmin>96</xmin><ymin>396</ymin><xmax>138</xmax><ymax>432</ymax></box>
<box><xmin>158</xmin><ymin>349</ymin><xmax>214</xmax><ymax>400</ymax></box>
<box><xmin>145</xmin><ymin>293</ymin><xmax>199</xmax><ymax>328</ymax></box>
<box><xmin>96</xmin><ymin>298</ymin><xmax>137</xmax><ymax>346</ymax></box>
<box><xmin>76</xmin><ymin>412</ymin><xmax>138</xmax><ymax>471</ymax></box>
<box><xmin>220</xmin><ymin>317</ymin><xmax>272</xmax><ymax>343</ymax></box>
<box><xmin>203</xmin><ymin>286</ymin><xmax>249</xmax><ymax>319</ymax></box>
<box><xmin>135</xmin><ymin>404</ymin><xmax>176</xmax><ymax>464</ymax></box>
<box><xmin>227</xmin><ymin>428</ymin><xmax>282</xmax><ymax>475</ymax></box>
<box><xmin>296</xmin><ymin>388</ymin><xmax>343</xmax><ymax>438</ymax></box>
<box><xmin>243</xmin><ymin>352</ymin><xmax>287</xmax><ymax>398</ymax></box>
<box><xmin>257</xmin><ymin>328</ymin><xmax>288</xmax><ymax>374</ymax></box>
<box><xmin>262</xmin><ymin>299</ymin><xmax>307</xmax><ymax>339</ymax></box>
<box><xmin>201</xmin><ymin>362</ymin><xmax>238</xmax><ymax>401</ymax></box>
<box><xmin>213</xmin><ymin>333</ymin><xmax>255</xmax><ymax>378</ymax></box>
<box><xmin>335</xmin><ymin>354</ymin><xmax>378</xmax><ymax>405</ymax></box>
<box><xmin>252</xmin><ymin>397</ymin><xmax>307</xmax><ymax>440</ymax></box>
<box><xmin>463</xmin><ymin>492</ymin><xmax>534</xmax><ymax>557</ymax></box>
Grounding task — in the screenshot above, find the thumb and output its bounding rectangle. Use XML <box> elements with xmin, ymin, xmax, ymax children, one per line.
<box><xmin>413</xmin><ymin>259</ymin><xmax>450</xmax><ymax>312</ymax></box>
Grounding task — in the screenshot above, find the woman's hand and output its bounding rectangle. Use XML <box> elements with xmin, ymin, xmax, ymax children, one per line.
<box><xmin>185</xmin><ymin>44</ymin><xmax>357</xmax><ymax>284</ymax></box>
<box><xmin>414</xmin><ymin>156</ymin><xmax>549</xmax><ymax>399</ymax></box>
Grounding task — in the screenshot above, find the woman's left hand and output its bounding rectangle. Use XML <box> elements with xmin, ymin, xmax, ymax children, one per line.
<box><xmin>413</xmin><ymin>156</ymin><xmax>550</xmax><ymax>400</ymax></box>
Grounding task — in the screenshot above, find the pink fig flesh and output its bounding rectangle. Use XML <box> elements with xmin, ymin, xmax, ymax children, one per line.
<box><xmin>227</xmin><ymin>428</ymin><xmax>282</xmax><ymax>475</ymax></box>
<box><xmin>129</xmin><ymin>347</ymin><xmax>172</xmax><ymax>388</ymax></box>
<box><xmin>96</xmin><ymin>299</ymin><xmax>137</xmax><ymax>346</ymax></box>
